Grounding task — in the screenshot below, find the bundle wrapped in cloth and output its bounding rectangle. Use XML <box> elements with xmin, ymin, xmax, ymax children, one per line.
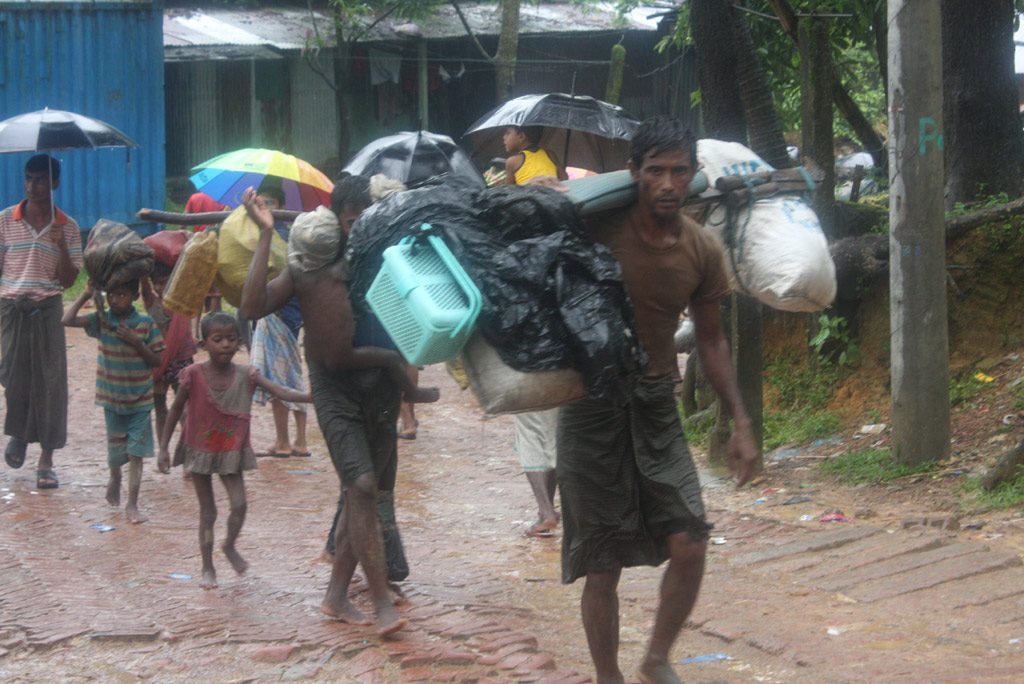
<box><xmin>83</xmin><ymin>219</ymin><xmax>154</xmax><ymax>290</ymax></box>
<box><xmin>144</xmin><ymin>230</ymin><xmax>190</xmax><ymax>268</ymax></box>
<box><xmin>288</xmin><ymin>206</ymin><xmax>342</xmax><ymax>273</ymax></box>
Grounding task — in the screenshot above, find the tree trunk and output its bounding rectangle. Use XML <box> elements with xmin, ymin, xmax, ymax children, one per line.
<box><xmin>332</xmin><ymin>7</ymin><xmax>351</xmax><ymax>164</ymax></box>
<box><xmin>942</xmin><ymin>0</ymin><xmax>1024</xmax><ymax>206</ymax></box>
<box><xmin>690</xmin><ymin>0</ymin><xmax>746</xmax><ymax>143</ymax></box>
<box><xmin>494</xmin><ymin>0</ymin><xmax>521</xmax><ymax>101</ymax></box>
<box><xmin>800</xmin><ymin>17</ymin><xmax>835</xmax><ymax>235</ymax></box>
<box><xmin>981</xmin><ymin>441</ymin><xmax>1024</xmax><ymax>490</ymax></box>
<box><xmin>731</xmin><ymin>4</ymin><xmax>792</xmax><ymax>168</ymax></box>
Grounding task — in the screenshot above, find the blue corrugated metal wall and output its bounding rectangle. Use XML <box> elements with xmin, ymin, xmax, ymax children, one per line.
<box><xmin>0</xmin><ymin>1</ymin><xmax>165</xmax><ymax>238</ymax></box>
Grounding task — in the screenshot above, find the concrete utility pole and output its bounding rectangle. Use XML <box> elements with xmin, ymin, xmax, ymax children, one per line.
<box><xmin>887</xmin><ymin>1</ymin><xmax>950</xmax><ymax>465</ymax></box>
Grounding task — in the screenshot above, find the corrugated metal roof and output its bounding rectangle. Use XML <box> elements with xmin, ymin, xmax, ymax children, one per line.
<box><xmin>164</xmin><ymin>3</ymin><xmax>655</xmax><ymax>54</ymax></box>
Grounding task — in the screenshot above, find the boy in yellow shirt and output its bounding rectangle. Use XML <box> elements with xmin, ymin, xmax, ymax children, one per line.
<box><xmin>503</xmin><ymin>126</ymin><xmax>567</xmax><ymax>185</ymax></box>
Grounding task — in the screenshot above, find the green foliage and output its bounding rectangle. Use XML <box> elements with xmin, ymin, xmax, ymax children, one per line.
<box><xmin>820</xmin><ymin>447</ymin><xmax>937</xmax><ymax>485</ymax></box>
<box><xmin>763</xmin><ymin>357</ymin><xmax>842</xmax><ymax>449</ymax></box>
<box><xmin>1012</xmin><ymin>380</ymin><xmax>1024</xmax><ymax>411</ymax></box>
<box><xmin>680</xmin><ymin>403</ymin><xmax>715</xmax><ymax>449</ymax></box>
<box><xmin>764</xmin><ymin>407</ymin><xmax>841</xmax><ymax>450</ymax></box>
<box><xmin>165</xmin><ymin>196</ymin><xmax>185</xmax><ymax>214</ymax></box>
<box><xmin>946</xmin><ymin>192</ymin><xmax>1012</xmax><ymax>219</ymax></box>
<box><xmin>63</xmin><ymin>269</ymin><xmax>89</xmax><ymax>302</ymax></box>
<box><xmin>614</xmin><ymin>0</ymin><xmax>888</xmax><ymax>142</ymax></box>
<box><xmin>948</xmin><ymin>372</ymin><xmax>991</xmax><ymax>407</ymax></box>
<box><xmin>964</xmin><ymin>472</ymin><xmax>1024</xmax><ymax>511</ymax></box>
<box><xmin>810</xmin><ymin>313</ymin><xmax>859</xmax><ymax>367</ymax></box>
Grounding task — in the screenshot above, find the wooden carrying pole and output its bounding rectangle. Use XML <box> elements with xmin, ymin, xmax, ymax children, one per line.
<box><xmin>887</xmin><ymin>0</ymin><xmax>950</xmax><ymax>465</ymax></box>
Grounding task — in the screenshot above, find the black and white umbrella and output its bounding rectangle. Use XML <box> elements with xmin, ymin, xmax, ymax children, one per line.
<box><xmin>344</xmin><ymin>131</ymin><xmax>484</xmax><ymax>190</ymax></box>
<box><xmin>0</xmin><ymin>108</ymin><xmax>138</xmax><ymax>153</ymax></box>
<box><xmin>463</xmin><ymin>93</ymin><xmax>640</xmax><ymax>173</ymax></box>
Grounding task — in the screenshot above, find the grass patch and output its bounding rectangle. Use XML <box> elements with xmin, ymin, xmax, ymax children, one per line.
<box><xmin>764</xmin><ymin>408</ymin><xmax>841</xmax><ymax>450</ymax></box>
<box><xmin>681</xmin><ymin>404</ymin><xmax>715</xmax><ymax>449</ymax></box>
<box><xmin>820</xmin><ymin>447</ymin><xmax>937</xmax><ymax>485</ymax></box>
<box><xmin>62</xmin><ymin>269</ymin><xmax>89</xmax><ymax>301</ymax></box>
<box><xmin>763</xmin><ymin>358</ymin><xmax>843</xmax><ymax>449</ymax></box>
<box><xmin>963</xmin><ymin>471</ymin><xmax>1024</xmax><ymax>511</ymax></box>
<box><xmin>949</xmin><ymin>372</ymin><xmax>992</xmax><ymax>407</ymax></box>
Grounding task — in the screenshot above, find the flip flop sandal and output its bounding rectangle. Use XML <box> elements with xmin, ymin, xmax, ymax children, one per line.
<box><xmin>36</xmin><ymin>469</ymin><xmax>59</xmax><ymax>490</ymax></box>
<box><xmin>4</xmin><ymin>439</ymin><xmax>26</xmax><ymax>469</ymax></box>
<box><xmin>397</xmin><ymin>432</ymin><xmax>417</xmax><ymax>440</ymax></box>
<box><xmin>290</xmin><ymin>450</ymin><xmax>312</xmax><ymax>458</ymax></box>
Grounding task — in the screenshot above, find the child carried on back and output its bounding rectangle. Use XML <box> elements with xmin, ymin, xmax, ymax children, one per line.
<box><xmin>158</xmin><ymin>312</ymin><xmax>311</xmax><ymax>589</ymax></box>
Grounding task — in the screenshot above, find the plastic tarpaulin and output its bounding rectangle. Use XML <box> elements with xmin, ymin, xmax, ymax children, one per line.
<box><xmin>347</xmin><ymin>184</ymin><xmax>643</xmax><ymax>402</ymax></box>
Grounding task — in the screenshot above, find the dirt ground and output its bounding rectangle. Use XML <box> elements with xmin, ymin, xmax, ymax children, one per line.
<box><xmin>1</xmin><ymin>324</ymin><xmax>1024</xmax><ymax>683</ymax></box>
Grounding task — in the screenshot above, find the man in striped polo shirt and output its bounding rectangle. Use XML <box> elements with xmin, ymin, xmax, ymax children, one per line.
<box><xmin>0</xmin><ymin>154</ymin><xmax>83</xmax><ymax>489</ymax></box>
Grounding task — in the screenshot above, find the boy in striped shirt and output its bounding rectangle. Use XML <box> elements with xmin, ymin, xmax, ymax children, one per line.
<box><xmin>63</xmin><ymin>279</ymin><xmax>164</xmax><ymax>523</ymax></box>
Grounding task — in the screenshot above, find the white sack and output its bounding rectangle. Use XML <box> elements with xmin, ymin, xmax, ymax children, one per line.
<box><xmin>697</xmin><ymin>139</ymin><xmax>836</xmax><ymax>312</ymax></box>
<box><xmin>462</xmin><ymin>334</ymin><xmax>585</xmax><ymax>416</ymax></box>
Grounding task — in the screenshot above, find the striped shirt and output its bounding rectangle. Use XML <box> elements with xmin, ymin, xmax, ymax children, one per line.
<box><xmin>84</xmin><ymin>309</ymin><xmax>165</xmax><ymax>414</ymax></box>
<box><xmin>0</xmin><ymin>201</ymin><xmax>83</xmax><ymax>301</ymax></box>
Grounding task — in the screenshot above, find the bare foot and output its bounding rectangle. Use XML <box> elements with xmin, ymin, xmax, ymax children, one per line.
<box><xmin>316</xmin><ymin>549</ymin><xmax>334</xmax><ymax>565</ymax></box>
<box><xmin>222</xmin><ymin>544</ymin><xmax>248</xmax><ymax>575</ymax></box>
<box><xmin>105</xmin><ymin>478</ymin><xmax>120</xmax><ymax>507</ymax></box>
<box><xmin>376</xmin><ymin>608</ymin><xmax>408</xmax><ymax>638</ymax></box>
<box><xmin>320</xmin><ymin>600</ymin><xmax>372</xmax><ymax>625</ymax></box>
<box><xmin>182</xmin><ymin>470</ymin><xmax>193</xmax><ymax>481</ymax></box>
<box><xmin>526</xmin><ymin>517</ymin><xmax>558</xmax><ymax>537</ymax></box>
<box><xmin>125</xmin><ymin>505</ymin><xmax>148</xmax><ymax>524</ymax></box>
<box><xmin>199</xmin><ymin>568</ymin><xmax>218</xmax><ymax>590</ymax></box>
<box><xmin>407</xmin><ymin>386</ymin><xmax>440</xmax><ymax>403</ymax></box>
<box><xmin>638</xmin><ymin>655</ymin><xmax>681</xmax><ymax>684</ymax></box>
<box><xmin>388</xmin><ymin>582</ymin><xmax>409</xmax><ymax>606</ymax></box>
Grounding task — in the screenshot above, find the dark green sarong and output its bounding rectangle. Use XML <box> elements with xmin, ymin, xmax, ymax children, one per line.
<box><xmin>557</xmin><ymin>378</ymin><xmax>710</xmax><ymax>584</ymax></box>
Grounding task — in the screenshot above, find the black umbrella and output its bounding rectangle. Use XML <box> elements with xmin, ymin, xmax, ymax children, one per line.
<box><xmin>463</xmin><ymin>93</ymin><xmax>640</xmax><ymax>174</ymax></box>
<box><xmin>343</xmin><ymin>131</ymin><xmax>485</xmax><ymax>190</ymax></box>
<box><xmin>0</xmin><ymin>108</ymin><xmax>138</xmax><ymax>153</ymax></box>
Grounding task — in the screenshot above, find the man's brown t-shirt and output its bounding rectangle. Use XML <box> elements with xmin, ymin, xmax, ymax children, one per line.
<box><xmin>589</xmin><ymin>210</ymin><xmax>730</xmax><ymax>380</ymax></box>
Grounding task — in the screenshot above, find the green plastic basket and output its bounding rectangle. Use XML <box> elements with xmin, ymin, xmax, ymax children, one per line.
<box><xmin>366</xmin><ymin>225</ymin><xmax>482</xmax><ymax>365</ymax></box>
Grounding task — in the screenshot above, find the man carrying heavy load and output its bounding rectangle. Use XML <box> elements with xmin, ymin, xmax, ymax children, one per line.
<box><xmin>557</xmin><ymin>116</ymin><xmax>759</xmax><ymax>684</ymax></box>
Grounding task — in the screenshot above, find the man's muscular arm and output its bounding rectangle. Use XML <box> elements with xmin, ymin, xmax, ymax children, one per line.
<box><xmin>239</xmin><ymin>188</ymin><xmax>294</xmax><ymax>319</ymax></box>
<box><xmin>690</xmin><ymin>296</ymin><xmax>759</xmax><ymax>486</ymax></box>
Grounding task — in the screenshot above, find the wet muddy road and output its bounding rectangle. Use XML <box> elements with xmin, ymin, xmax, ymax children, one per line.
<box><xmin>1</xmin><ymin>327</ymin><xmax>1023</xmax><ymax>682</ymax></box>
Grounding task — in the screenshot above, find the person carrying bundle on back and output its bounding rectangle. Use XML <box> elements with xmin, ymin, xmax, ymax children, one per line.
<box><xmin>503</xmin><ymin>125</ymin><xmax>568</xmax><ymax>186</ymax></box>
<box><xmin>502</xmin><ymin>126</ymin><xmax>567</xmax><ymax>537</ymax></box>
<box><xmin>239</xmin><ymin>181</ymin><xmax>439</xmax><ymax>638</ymax></box>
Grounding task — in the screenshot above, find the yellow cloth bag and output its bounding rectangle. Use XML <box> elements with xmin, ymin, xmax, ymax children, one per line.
<box><xmin>214</xmin><ymin>206</ymin><xmax>288</xmax><ymax>307</ymax></box>
<box><xmin>163</xmin><ymin>230</ymin><xmax>219</xmax><ymax>318</ymax></box>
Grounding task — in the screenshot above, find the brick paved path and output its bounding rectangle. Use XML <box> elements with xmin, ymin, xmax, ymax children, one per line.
<box><xmin>1</xmin><ymin>328</ymin><xmax>1024</xmax><ymax>682</ymax></box>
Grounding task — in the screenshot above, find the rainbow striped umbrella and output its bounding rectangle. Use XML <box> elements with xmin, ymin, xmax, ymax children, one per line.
<box><xmin>190</xmin><ymin>148</ymin><xmax>333</xmax><ymax>212</ymax></box>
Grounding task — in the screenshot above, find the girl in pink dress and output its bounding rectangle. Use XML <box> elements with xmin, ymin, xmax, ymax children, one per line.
<box><xmin>158</xmin><ymin>312</ymin><xmax>310</xmax><ymax>589</ymax></box>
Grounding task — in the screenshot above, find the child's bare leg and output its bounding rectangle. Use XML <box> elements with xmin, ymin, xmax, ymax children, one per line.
<box><xmin>106</xmin><ymin>464</ymin><xmax>122</xmax><ymax>507</ymax></box>
<box><xmin>268</xmin><ymin>400</ymin><xmax>291</xmax><ymax>455</ymax></box>
<box><xmin>125</xmin><ymin>457</ymin><xmax>147</xmax><ymax>524</ymax></box>
<box><xmin>153</xmin><ymin>384</ymin><xmax>168</xmax><ymax>443</ymax></box>
<box><xmin>192</xmin><ymin>473</ymin><xmax>218</xmax><ymax>588</ymax></box>
<box><xmin>399</xmin><ymin>365</ymin><xmax>418</xmax><ymax>436</ymax></box>
<box><xmin>219</xmin><ymin>473</ymin><xmax>248</xmax><ymax>575</ymax></box>
<box><xmin>321</xmin><ymin>503</ymin><xmax>371</xmax><ymax>625</ymax></box>
<box><xmin>293</xmin><ymin>410</ymin><xmax>308</xmax><ymax>453</ymax></box>
<box><xmin>388</xmin><ymin>362</ymin><xmax>439</xmax><ymax>404</ymax></box>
